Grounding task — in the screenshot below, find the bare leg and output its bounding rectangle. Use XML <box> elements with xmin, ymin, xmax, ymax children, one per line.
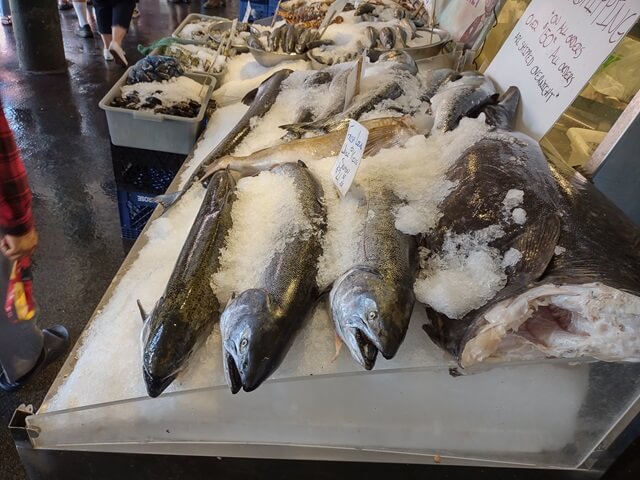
<box><xmin>111</xmin><ymin>25</ymin><xmax>126</xmax><ymax>46</ymax></box>
<box><xmin>100</xmin><ymin>33</ymin><xmax>112</xmax><ymax>50</ymax></box>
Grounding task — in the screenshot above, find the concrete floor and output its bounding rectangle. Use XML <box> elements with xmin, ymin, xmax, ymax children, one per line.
<box><xmin>0</xmin><ymin>1</ymin><xmax>638</xmax><ymax>480</ymax></box>
<box><xmin>0</xmin><ymin>2</ymin><xmax>235</xmax><ymax>479</ymax></box>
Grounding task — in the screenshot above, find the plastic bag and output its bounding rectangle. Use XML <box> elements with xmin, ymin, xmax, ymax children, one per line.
<box><xmin>4</xmin><ymin>257</ymin><xmax>36</xmax><ymax>323</ymax></box>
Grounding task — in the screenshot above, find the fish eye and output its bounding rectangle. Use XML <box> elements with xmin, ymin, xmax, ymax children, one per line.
<box><xmin>240</xmin><ymin>338</ymin><xmax>248</xmax><ymax>351</ymax></box>
<box><xmin>367</xmin><ymin>311</ymin><xmax>378</xmax><ymax>321</ymax></box>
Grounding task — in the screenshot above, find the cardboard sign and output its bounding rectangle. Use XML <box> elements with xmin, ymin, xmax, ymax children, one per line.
<box><xmin>485</xmin><ymin>0</ymin><xmax>640</xmax><ymax>140</ymax></box>
<box><xmin>331</xmin><ymin>120</ymin><xmax>369</xmax><ymax>197</ymax></box>
<box><xmin>343</xmin><ymin>56</ymin><xmax>365</xmax><ymax>110</ymax></box>
<box><xmin>439</xmin><ymin>0</ymin><xmax>505</xmax><ymax>49</ymax></box>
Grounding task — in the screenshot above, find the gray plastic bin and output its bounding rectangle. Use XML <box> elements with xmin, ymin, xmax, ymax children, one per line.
<box><xmin>172</xmin><ymin>13</ymin><xmax>229</xmax><ymax>43</ymax></box>
<box><xmin>99</xmin><ymin>68</ymin><xmax>215</xmax><ymax>155</ymax></box>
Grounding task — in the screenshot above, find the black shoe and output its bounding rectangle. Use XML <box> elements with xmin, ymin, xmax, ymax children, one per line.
<box><xmin>58</xmin><ymin>2</ymin><xmax>73</xmax><ymax>11</ymax></box>
<box><xmin>75</xmin><ymin>24</ymin><xmax>93</xmax><ymax>38</ymax></box>
<box><xmin>0</xmin><ymin>325</ymin><xmax>70</xmax><ymax>392</ymax></box>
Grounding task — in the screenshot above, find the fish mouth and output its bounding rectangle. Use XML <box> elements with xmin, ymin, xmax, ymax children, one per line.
<box><xmin>460</xmin><ymin>283</ymin><xmax>640</xmax><ymax>368</ymax></box>
<box><xmin>225</xmin><ymin>352</ymin><xmax>242</xmax><ymax>395</ymax></box>
<box><xmin>143</xmin><ymin>367</ymin><xmax>177</xmax><ymax>398</ymax></box>
<box><xmin>350</xmin><ymin>327</ymin><xmax>379</xmax><ymax>370</ymax></box>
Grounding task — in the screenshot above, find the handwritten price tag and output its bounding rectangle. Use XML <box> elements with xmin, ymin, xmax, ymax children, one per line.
<box><xmin>331</xmin><ymin>120</ymin><xmax>369</xmax><ymax>197</ymax></box>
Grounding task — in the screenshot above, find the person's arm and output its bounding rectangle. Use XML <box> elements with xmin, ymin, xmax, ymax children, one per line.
<box><xmin>0</xmin><ymin>105</ymin><xmax>37</xmax><ymax>261</ymax></box>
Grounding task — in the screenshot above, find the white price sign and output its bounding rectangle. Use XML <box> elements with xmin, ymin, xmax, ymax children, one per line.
<box><xmin>331</xmin><ymin>120</ymin><xmax>369</xmax><ymax>197</ymax></box>
<box><xmin>485</xmin><ymin>0</ymin><xmax>640</xmax><ymax>140</ymax></box>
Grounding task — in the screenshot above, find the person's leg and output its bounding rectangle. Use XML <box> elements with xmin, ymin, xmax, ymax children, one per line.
<box><xmin>1</xmin><ymin>0</ymin><xmax>10</xmax><ymax>25</ymax></box>
<box><xmin>72</xmin><ymin>0</ymin><xmax>89</xmax><ymax>27</ymax></box>
<box><xmin>108</xmin><ymin>0</ymin><xmax>135</xmax><ymax>66</ymax></box>
<box><xmin>58</xmin><ymin>0</ymin><xmax>73</xmax><ymax>11</ymax></box>
<box><xmin>93</xmin><ymin>1</ymin><xmax>114</xmax><ymax>60</ymax></box>
<box><xmin>0</xmin><ymin>255</ymin><xmax>43</xmax><ymax>384</ymax></box>
<box><xmin>72</xmin><ymin>0</ymin><xmax>94</xmax><ymax>37</ymax></box>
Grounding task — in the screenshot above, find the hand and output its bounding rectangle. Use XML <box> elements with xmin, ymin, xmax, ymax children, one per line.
<box><xmin>1</xmin><ymin>229</ymin><xmax>38</xmax><ymax>261</ymax></box>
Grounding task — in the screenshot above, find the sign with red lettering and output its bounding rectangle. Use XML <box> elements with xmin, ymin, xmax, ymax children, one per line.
<box><xmin>485</xmin><ymin>0</ymin><xmax>640</xmax><ymax>140</ymax></box>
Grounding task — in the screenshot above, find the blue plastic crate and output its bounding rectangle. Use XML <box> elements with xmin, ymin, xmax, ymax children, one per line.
<box><xmin>239</xmin><ymin>0</ymin><xmax>279</xmax><ymax>22</ymax></box>
<box><xmin>117</xmin><ymin>189</ymin><xmax>159</xmax><ymax>240</ymax></box>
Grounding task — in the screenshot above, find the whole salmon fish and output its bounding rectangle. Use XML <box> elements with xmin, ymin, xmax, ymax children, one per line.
<box><xmin>141</xmin><ymin>170</ymin><xmax>235</xmax><ymax>397</ymax></box>
<box><xmin>330</xmin><ymin>185</ymin><xmax>418</xmax><ymax>369</ymax></box>
<box><xmin>202</xmin><ymin>117</ymin><xmax>417</xmax><ymax>178</ymax></box>
<box><xmin>220</xmin><ymin>162</ymin><xmax>326</xmax><ymax>393</ymax></box>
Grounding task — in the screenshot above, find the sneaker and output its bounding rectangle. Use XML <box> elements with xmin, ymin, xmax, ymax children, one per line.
<box><xmin>75</xmin><ymin>24</ymin><xmax>93</xmax><ymax>38</ymax></box>
<box><xmin>103</xmin><ymin>48</ymin><xmax>114</xmax><ymax>61</ymax></box>
<box><xmin>132</xmin><ymin>7</ymin><xmax>140</xmax><ymax>18</ymax></box>
<box><xmin>108</xmin><ymin>41</ymin><xmax>128</xmax><ymax>66</ymax></box>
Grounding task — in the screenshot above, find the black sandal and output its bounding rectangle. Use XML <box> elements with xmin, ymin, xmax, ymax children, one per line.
<box><xmin>0</xmin><ymin>325</ymin><xmax>70</xmax><ymax>392</ymax></box>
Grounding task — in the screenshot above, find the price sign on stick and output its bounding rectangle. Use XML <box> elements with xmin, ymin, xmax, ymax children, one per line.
<box><xmin>332</xmin><ymin>120</ymin><xmax>369</xmax><ymax>197</ymax></box>
<box><xmin>344</xmin><ymin>55</ymin><xmax>365</xmax><ymax>110</ymax></box>
<box><xmin>320</xmin><ymin>0</ymin><xmax>349</xmax><ymax>33</ymax></box>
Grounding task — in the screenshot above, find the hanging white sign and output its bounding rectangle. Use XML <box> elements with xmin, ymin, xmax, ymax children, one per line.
<box><xmin>485</xmin><ymin>0</ymin><xmax>640</xmax><ymax>140</ymax></box>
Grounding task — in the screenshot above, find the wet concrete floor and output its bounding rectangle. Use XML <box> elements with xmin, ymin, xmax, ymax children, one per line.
<box><xmin>0</xmin><ymin>1</ymin><xmax>236</xmax><ymax>478</ymax></box>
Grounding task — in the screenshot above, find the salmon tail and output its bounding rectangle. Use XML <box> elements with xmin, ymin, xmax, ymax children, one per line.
<box><xmin>363</xmin><ymin>120</ymin><xmax>415</xmax><ymax>157</ymax></box>
<box><xmin>481</xmin><ymin>86</ymin><xmax>520</xmax><ymax>130</ymax></box>
<box><xmin>398</xmin><ymin>114</ymin><xmax>417</xmax><ymax>131</ymax></box>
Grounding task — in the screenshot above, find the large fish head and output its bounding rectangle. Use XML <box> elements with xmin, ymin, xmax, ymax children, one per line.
<box><xmin>331</xmin><ymin>267</ymin><xmax>411</xmax><ymax>366</ymax></box>
<box><xmin>142</xmin><ymin>301</ymin><xmax>191</xmax><ymax>398</ymax></box>
<box><xmin>221</xmin><ymin>289</ymin><xmax>283</xmax><ymax>394</ymax></box>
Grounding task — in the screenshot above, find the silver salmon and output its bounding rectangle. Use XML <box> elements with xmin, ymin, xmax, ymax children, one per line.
<box><xmin>330</xmin><ymin>185</ymin><xmax>418</xmax><ymax>369</ymax></box>
<box><xmin>220</xmin><ymin>162</ymin><xmax>326</xmax><ymax>393</ymax></box>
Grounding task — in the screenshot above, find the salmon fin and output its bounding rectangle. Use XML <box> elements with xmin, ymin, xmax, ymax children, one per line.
<box><xmin>136</xmin><ymin>299</ymin><xmax>149</xmax><ymax>322</ymax></box>
<box><xmin>279</xmin><ymin>122</ymin><xmax>312</xmax><ymax>136</ymax></box>
<box><xmin>423</xmin><ymin>306</ymin><xmax>453</xmax><ymax>350</ymax></box>
<box><xmin>241</xmin><ymin>87</ymin><xmax>259</xmax><ymax>106</ymax></box>
<box><xmin>152</xmin><ymin>191</ymin><xmax>181</xmax><ymax>211</ymax></box>
<box><xmin>331</xmin><ymin>333</ymin><xmax>343</xmax><ymax>363</ymax></box>
<box><xmin>509</xmin><ymin>213</ymin><xmax>561</xmax><ymax>286</ymax></box>
<box><xmin>481</xmin><ymin>86</ymin><xmax>520</xmax><ymax>130</ymax></box>
<box><xmin>200</xmin><ymin>157</ymin><xmax>233</xmax><ymax>184</ymax></box>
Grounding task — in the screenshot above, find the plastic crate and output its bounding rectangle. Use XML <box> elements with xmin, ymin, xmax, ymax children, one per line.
<box><xmin>240</xmin><ymin>0</ymin><xmax>279</xmax><ymax>22</ymax></box>
<box><xmin>117</xmin><ymin>189</ymin><xmax>160</xmax><ymax>240</ymax></box>
<box><xmin>99</xmin><ymin>68</ymin><xmax>215</xmax><ymax>155</ymax></box>
<box><xmin>111</xmin><ymin>144</ymin><xmax>185</xmax><ymax>194</ymax></box>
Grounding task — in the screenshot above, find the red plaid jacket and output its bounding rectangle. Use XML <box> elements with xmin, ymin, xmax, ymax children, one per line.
<box><xmin>0</xmin><ymin>104</ymin><xmax>34</xmax><ymax>236</ymax></box>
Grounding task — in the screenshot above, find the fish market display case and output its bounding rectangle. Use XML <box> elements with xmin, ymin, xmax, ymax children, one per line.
<box><xmin>13</xmin><ymin>103</ymin><xmax>640</xmax><ymax>479</ymax></box>
<box><xmin>12</xmin><ymin>4</ymin><xmax>640</xmax><ymax>479</ymax></box>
